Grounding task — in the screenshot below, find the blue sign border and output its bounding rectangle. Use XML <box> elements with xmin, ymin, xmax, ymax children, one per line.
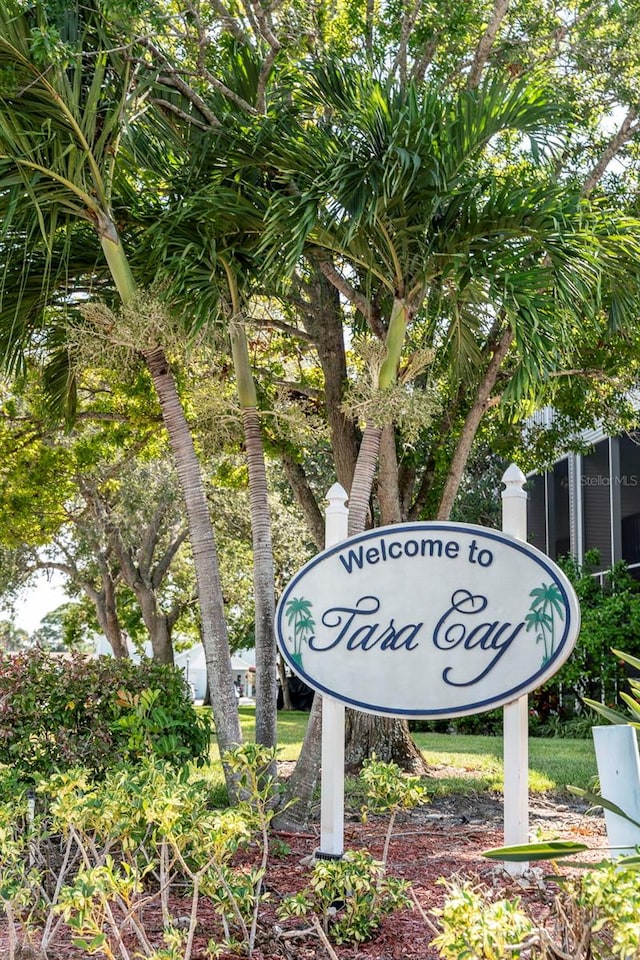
<box><xmin>275</xmin><ymin>521</ymin><xmax>579</xmax><ymax>718</ymax></box>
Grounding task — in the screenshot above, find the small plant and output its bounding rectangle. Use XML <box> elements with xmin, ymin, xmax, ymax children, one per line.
<box><xmin>431</xmin><ymin>879</ymin><xmax>536</xmax><ymax>960</ymax></box>
<box><xmin>0</xmin><ymin>747</ymin><xmax>284</xmax><ymax>960</ymax></box>
<box><xmin>279</xmin><ymin>849</ymin><xmax>411</xmax><ymax>944</ymax></box>
<box><xmin>202</xmin><ymin>744</ymin><xmax>281</xmax><ymax>954</ymax></box>
<box><xmin>577</xmin><ymin>862</ymin><xmax>640</xmax><ymax>959</ymax></box>
<box><xmin>0</xmin><ymin>792</ymin><xmax>43</xmax><ymax>960</ymax></box>
<box><xmin>360</xmin><ymin>756</ymin><xmax>430</xmax><ymax>867</ymax></box>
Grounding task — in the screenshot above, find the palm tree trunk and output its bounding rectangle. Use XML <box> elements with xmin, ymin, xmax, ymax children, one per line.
<box><xmin>229</xmin><ymin>316</ymin><xmax>278</xmax><ymax>753</ymax></box>
<box><xmin>100</xmin><ymin>230</ymin><xmax>242</xmax><ymax>763</ymax></box>
<box><xmin>347</xmin><ymin>425</ymin><xmax>382</xmax><ymax>535</ymax></box>
<box><xmin>143</xmin><ymin>345</ymin><xmax>242</xmax><ymax>757</ymax></box>
<box><xmin>242</xmin><ymin>408</ymin><xmax>278</xmax><ymax>746</ymax></box>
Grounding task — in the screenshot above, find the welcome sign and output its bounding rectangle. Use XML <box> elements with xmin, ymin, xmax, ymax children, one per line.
<box><xmin>276</xmin><ymin>522</ymin><xmax>580</xmax><ymax>718</ymax></box>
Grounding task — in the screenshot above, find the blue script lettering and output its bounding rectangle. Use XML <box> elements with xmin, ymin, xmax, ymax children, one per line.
<box><xmin>433</xmin><ymin>589</ymin><xmax>525</xmax><ymax>686</ymax></box>
<box><xmin>309</xmin><ymin>595</ymin><xmax>423</xmax><ymax>652</ymax></box>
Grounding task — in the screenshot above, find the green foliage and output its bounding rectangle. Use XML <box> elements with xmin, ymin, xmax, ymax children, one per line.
<box><xmin>279</xmin><ymin>849</ymin><xmax>411</xmax><ymax>944</ymax></box>
<box><xmin>0</xmin><ymin>748</ymin><xmax>284</xmax><ymax>959</ymax></box>
<box><xmin>0</xmin><ymin>789</ymin><xmax>42</xmax><ymax>950</ymax></box>
<box><xmin>0</xmin><ymin>619</ymin><xmax>30</xmax><ymax>652</ymax></box>
<box><xmin>584</xmin><ymin>647</ymin><xmax>640</xmax><ymax>727</ymax></box>
<box><xmin>578</xmin><ymin>863</ymin><xmax>640</xmax><ymax>959</ymax></box>
<box><xmin>530</xmin><ymin>553</ymin><xmax>640</xmax><ymax>725</ymax></box>
<box><xmin>0</xmin><ymin>650</ymin><xmax>210</xmax><ymax>782</ymax></box>
<box><xmin>431</xmin><ymin>880</ymin><xmax>535</xmax><ymax>960</ymax></box>
<box><xmin>432</xmin><ymin>868</ymin><xmax>640</xmax><ymax>960</ymax></box>
<box><xmin>360</xmin><ymin>756</ymin><xmax>430</xmax><ymax>816</ymax></box>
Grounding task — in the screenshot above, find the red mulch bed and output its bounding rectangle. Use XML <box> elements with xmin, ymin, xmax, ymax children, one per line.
<box><xmin>0</xmin><ymin>794</ymin><xmax>606</xmax><ymax>960</ymax></box>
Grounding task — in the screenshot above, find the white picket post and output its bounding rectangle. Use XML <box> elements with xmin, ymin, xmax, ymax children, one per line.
<box><xmin>593</xmin><ymin>725</ymin><xmax>640</xmax><ymax>857</ymax></box>
<box><xmin>318</xmin><ymin>483</ymin><xmax>349</xmax><ymax>858</ymax></box>
<box><xmin>501</xmin><ymin>464</ymin><xmax>529</xmax><ymax>874</ymax></box>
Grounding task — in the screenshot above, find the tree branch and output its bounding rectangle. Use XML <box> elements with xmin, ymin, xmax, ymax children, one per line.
<box><xmin>152</xmin><ymin>528</ymin><xmax>190</xmax><ymax>590</ymax></box>
<box><xmin>151</xmin><ymin>98</ymin><xmax>211</xmax><ymax>130</ymax></box>
<box><xmin>410</xmin><ymin>36</ymin><xmax>438</xmax><ymax>82</ymax></box>
<box><xmin>582</xmin><ymin>107</ymin><xmax>640</xmax><ymax>195</ymax></box>
<box><xmin>467</xmin><ymin>0</ymin><xmax>510</xmax><ymax>89</ymax></box>
<box><xmin>311</xmin><ymin>251</ymin><xmax>384</xmax><ymax>338</ymax></box>
<box><xmin>390</xmin><ymin>0</ymin><xmax>424</xmax><ymax>83</ymax></box>
<box><xmin>281</xmin><ymin>454</ymin><xmax>325</xmax><ymax>550</ymax></box>
<box><xmin>437</xmin><ymin>327</ymin><xmax>513</xmax><ymax>520</ymax></box>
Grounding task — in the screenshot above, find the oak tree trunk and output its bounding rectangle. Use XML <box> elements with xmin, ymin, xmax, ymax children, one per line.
<box><xmin>94</xmin><ymin>572</ymin><xmax>129</xmax><ymax>659</ymax></box>
<box><xmin>274</xmin><ymin>694</ymin><xmax>322</xmax><ymax>831</ymax></box>
<box><xmin>344</xmin><ymin>710</ymin><xmax>427</xmax><ymax>774</ymax></box>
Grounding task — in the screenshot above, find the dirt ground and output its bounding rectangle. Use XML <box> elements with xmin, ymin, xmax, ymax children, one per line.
<box><xmin>0</xmin><ymin>790</ymin><xmax>607</xmax><ymax>960</ymax></box>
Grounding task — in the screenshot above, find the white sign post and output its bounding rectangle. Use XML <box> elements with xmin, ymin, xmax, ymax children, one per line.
<box><xmin>319</xmin><ymin>483</ymin><xmax>348</xmax><ymax>859</ymax></box>
<box><xmin>501</xmin><ymin>464</ymin><xmax>530</xmax><ymax>875</ymax></box>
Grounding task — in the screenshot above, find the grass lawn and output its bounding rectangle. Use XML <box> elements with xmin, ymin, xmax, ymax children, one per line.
<box><xmin>413</xmin><ymin>731</ymin><xmax>597</xmax><ymax>794</ymax></box>
<box><xmin>203</xmin><ymin>706</ymin><xmax>598</xmax><ymax>797</ymax></box>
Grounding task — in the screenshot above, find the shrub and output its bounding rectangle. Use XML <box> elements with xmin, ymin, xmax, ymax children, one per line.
<box><xmin>0</xmin><ymin>650</ymin><xmax>210</xmax><ymax>783</ymax></box>
<box><xmin>279</xmin><ymin>850</ymin><xmax>411</xmax><ymax>944</ymax></box>
<box><xmin>432</xmin><ymin>868</ymin><xmax>640</xmax><ymax>960</ymax></box>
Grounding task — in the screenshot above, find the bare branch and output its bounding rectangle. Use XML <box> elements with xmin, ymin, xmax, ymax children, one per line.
<box><xmin>154</xmin><ymin>72</ymin><xmax>221</xmax><ymax>126</ymax></box>
<box><xmin>207</xmin><ymin>0</ymin><xmax>252</xmax><ymax>43</ymax></box>
<box><xmin>152</xmin><ymin>528</ymin><xmax>190</xmax><ymax>590</ymax></box>
<box><xmin>252</xmin><ymin>312</ymin><xmax>315</xmax><ymax>340</ymax></box>
<box><xmin>311</xmin><ymin>251</ymin><xmax>383</xmax><ymax>337</ymax></box>
<box><xmin>467</xmin><ymin>0</ymin><xmax>510</xmax><ymax>89</ymax></box>
<box><xmin>196</xmin><ymin>65</ymin><xmax>260</xmax><ymax>115</ymax></box>
<box><xmin>245</xmin><ymin>0</ymin><xmax>281</xmax><ymax>51</ymax></box>
<box><xmin>410</xmin><ymin>36</ymin><xmax>438</xmax><ymax>82</ymax></box>
<box><xmin>582</xmin><ymin>107</ymin><xmax>640</xmax><ymax>195</ymax></box>
<box><xmin>256</xmin><ymin>44</ymin><xmax>279</xmax><ymax>113</ymax></box>
<box><xmin>391</xmin><ymin>0</ymin><xmax>425</xmax><ymax>83</ymax></box>
<box><xmin>137</xmin><ymin>37</ymin><xmax>222</xmax><ymax>126</ymax></box>
<box><xmin>436</xmin><ymin>327</ymin><xmax>513</xmax><ymax>520</ymax></box>
<box><xmin>151</xmin><ymin>98</ymin><xmax>211</xmax><ymax>130</ymax></box>
<box><xmin>281</xmin><ymin>454</ymin><xmax>325</xmax><ymax>550</ymax></box>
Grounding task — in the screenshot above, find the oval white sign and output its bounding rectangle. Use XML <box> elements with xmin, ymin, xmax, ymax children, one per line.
<box><xmin>275</xmin><ymin>522</ymin><xmax>580</xmax><ymax>718</ymax></box>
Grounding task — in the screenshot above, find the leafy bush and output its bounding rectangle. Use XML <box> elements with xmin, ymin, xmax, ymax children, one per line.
<box><xmin>0</xmin><ymin>649</ymin><xmax>210</xmax><ymax>783</ymax></box>
<box><xmin>543</xmin><ymin>553</ymin><xmax>640</xmax><ymax>717</ymax></box>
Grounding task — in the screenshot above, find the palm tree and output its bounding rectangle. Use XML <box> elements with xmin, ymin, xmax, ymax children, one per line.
<box><xmin>132</xmin><ymin>172</ymin><xmax>281</xmax><ymax>753</ymax></box>
<box><xmin>243</xmin><ymin>60</ymin><xmax>640</xmax><ymax>780</ymax></box>
<box><xmin>256</xmin><ymin>62</ymin><xmax>640</xmax><ymax>529</ymax></box>
<box><xmin>0</xmin><ymin>0</ymin><xmax>243</xmax><ymax>767</ymax></box>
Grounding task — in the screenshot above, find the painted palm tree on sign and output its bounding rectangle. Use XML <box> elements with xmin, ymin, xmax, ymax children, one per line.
<box><xmin>526</xmin><ymin>582</ymin><xmax>564</xmax><ymax>666</ymax></box>
<box><xmin>285</xmin><ymin>597</ymin><xmax>315</xmax><ymax>668</ymax></box>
